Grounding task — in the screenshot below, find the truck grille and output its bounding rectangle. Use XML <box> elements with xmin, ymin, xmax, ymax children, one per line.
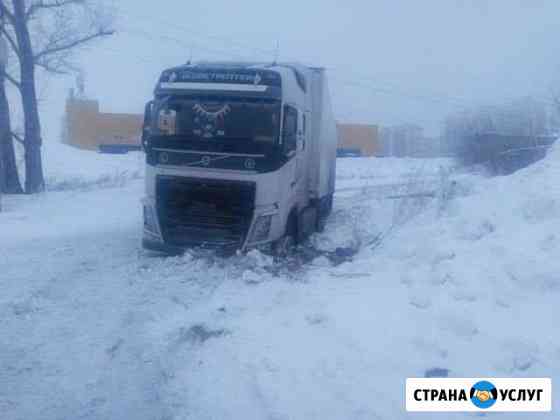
<box><xmin>156</xmin><ymin>176</ymin><xmax>255</xmax><ymax>248</ymax></box>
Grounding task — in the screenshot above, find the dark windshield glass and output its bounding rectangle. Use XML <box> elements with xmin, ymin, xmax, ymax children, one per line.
<box><xmin>155</xmin><ymin>97</ymin><xmax>281</xmax><ymax>146</ymax></box>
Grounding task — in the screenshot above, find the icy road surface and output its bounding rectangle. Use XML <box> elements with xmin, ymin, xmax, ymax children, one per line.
<box><xmin>1</xmin><ymin>146</ymin><xmax>559</xmax><ymax>420</ymax></box>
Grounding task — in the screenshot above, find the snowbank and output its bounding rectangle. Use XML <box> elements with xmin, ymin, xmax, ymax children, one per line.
<box><xmin>1</xmin><ymin>145</ymin><xmax>558</xmax><ymax>420</ymax></box>
<box><xmin>42</xmin><ymin>141</ymin><xmax>143</xmax><ymax>191</ymax></box>
<box><xmin>336</xmin><ymin>156</ymin><xmax>455</xmax><ymax>189</ymax></box>
<box><xmin>150</xmin><ymin>147</ymin><xmax>559</xmax><ymax>419</ymax></box>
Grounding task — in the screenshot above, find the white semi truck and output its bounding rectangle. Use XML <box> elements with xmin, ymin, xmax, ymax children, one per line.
<box><xmin>141</xmin><ymin>62</ymin><xmax>337</xmax><ymax>254</ymax></box>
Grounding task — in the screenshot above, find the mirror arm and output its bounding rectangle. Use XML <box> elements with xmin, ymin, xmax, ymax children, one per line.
<box><xmin>142</xmin><ymin>100</ymin><xmax>155</xmax><ymax>151</ymax></box>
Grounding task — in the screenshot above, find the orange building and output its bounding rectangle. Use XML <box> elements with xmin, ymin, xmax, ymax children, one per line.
<box><xmin>336</xmin><ymin>123</ymin><xmax>379</xmax><ymax>156</ymax></box>
<box><xmin>63</xmin><ymin>93</ymin><xmax>143</xmax><ymax>150</ymax></box>
<box><xmin>64</xmin><ymin>94</ymin><xmax>379</xmax><ymax>157</ymax></box>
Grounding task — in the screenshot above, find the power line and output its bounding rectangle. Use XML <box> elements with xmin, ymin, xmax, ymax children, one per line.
<box><xmin>122</xmin><ymin>26</ymin><xmax>253</xmax><ymax>62</ymax></box>
<box><xmin>119</xmin><ymin>27</ymin><xmax>557</xmax><ymax>113</ymax></box>
<box><xmin>328</xmin><ymin>66</ymin><xmax>557</xmax><ymax>109</ymax></box>
<box><xmin>330</xmin><ymin>75</ymin><xmax>467</xmax><ymax>108</ymax></box>
<box><xmin>121</xmin><ymin>13</ymin><xmax>276</xmax><ymax>60</ymax></box>
<box><xmin>328</xmin><ymin>68</ymin><xmax>468</xmax><ymax>107</ymax></box>
<box><xmin>98</xmin><ymin>46</ymin><xmax>163</xmax><ymax>66</ymax></box>
<box><xmin>331</xmin><ymin>72</ymin><xmax>558</xmax><ymax>129</ymax></box>
<box><xmin>118</xmin><ymin>15</ymin><xmax>556</xmax><ymax>111</ymax></box>
<box><xmin>87</xmin><ymin>19</ymin><xmax>559</xmax><ymax>128</ymax></box>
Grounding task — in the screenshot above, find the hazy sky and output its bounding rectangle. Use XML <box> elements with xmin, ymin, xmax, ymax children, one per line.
<box><xmin>33</xmin><ymin>0</ymin><xmax>560</xmax><ymax>140</ymax></box>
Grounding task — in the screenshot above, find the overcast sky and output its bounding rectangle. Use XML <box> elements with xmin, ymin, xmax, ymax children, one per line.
<box><xmin>34</xmin><ymin>0</ymin><xmax>560</xmax><ymax>140</ymax></box>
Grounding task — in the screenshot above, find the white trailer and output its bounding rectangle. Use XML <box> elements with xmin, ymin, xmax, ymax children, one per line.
<box><xmin>141</xmin><ymin>62</ymin><xmax>337</xmax><ymax>254</ymax></box>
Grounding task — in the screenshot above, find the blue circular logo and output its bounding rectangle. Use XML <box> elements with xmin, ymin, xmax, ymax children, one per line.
<box><xmin>470</xmin><ymin>381</ymin><xmax>498</xmax><ymax>409</ymax></box>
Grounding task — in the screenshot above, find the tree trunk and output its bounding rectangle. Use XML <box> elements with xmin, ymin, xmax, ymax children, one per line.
<box><xmin>20</xmin><ymin>67</ymin><xmax>44</xmax><ymax>193</ymax></box>
<box><xmin>12</xmin><ymin>0</ymin><xmax>44</xmax><ymax>193</ymax></box>
<box><xmin>0</xmin><ymin>63</ymin><xmax>23</xmax><ymax>193</ymax></box>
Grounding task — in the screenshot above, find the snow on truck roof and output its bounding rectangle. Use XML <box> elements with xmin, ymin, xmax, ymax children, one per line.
<box><xmin>158</xmin><ymin>61</ymin><xmax>319</xmax><ymax>93</ymax></box>
<box><xmin>179</xmin><ymin>61</ymin><xmax>323</xmax><ymax>72</ymax></box>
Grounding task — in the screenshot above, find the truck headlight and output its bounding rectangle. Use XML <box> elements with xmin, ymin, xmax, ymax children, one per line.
<box><xmin>250</xmin><ymin>215</ymin><xmax>272</xmax><ymax>242</ymax></box>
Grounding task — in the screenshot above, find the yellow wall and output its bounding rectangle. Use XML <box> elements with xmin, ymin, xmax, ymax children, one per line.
<box><xmin>65</xmin><ymin>97</ymin><xmax>379</xmax><ymax>157</ymax></box>
<box><xmin>337</xmin><ymin>124</ymin><xmax>379</xmax><ymax>156</ymax></box>
<box><xmin>65</xmin><ymin>97</ymin><xmax>143</xmax><ymax>150</ymax></box>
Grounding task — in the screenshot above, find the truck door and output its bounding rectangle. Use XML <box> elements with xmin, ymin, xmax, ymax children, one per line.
<box><xmin>295</xmin><ymin>110</ymin><xmax>308</xmax><ymax>204</ymax></box>
<box><xmin>282</xmin><ymin>105</ymin><xmax>298</xmax><ymax>202</ymax></box>
<box><xmin>283</xmin><ymin>105</ymin><xmax>308</xmax><ymax>209</ymax></box>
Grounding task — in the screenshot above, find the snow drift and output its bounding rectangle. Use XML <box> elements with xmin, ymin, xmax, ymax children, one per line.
<box><xmin>0</xmin><ymin>141</ymin><xmax>558</xmax><ymax>420</ymax></box>
<box><xmin>147</xmin><ymin>145</ymin><xmax>560</xmax><ymax>419</ymax></box>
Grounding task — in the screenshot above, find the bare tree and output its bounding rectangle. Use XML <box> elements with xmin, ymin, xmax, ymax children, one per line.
<box><xmin>0</xmin><ymin>6</ymin><xmax>23</xmax><ymax>193</ymax></box>
<box><xmin>444</xmin><ymin>97</ymin><xmax>555</xmax><ymax>170</ymax></box>
<box><xmin>0</xmin><ymin>0</ymin><xmax>114</xmax><ymax>193</ymax></box>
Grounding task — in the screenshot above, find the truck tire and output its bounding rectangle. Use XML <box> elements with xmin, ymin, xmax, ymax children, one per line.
<box><xmin>316</xmin><ymin>194</ymin><xmax>333</xmax><ymax>233</ymax></box>
<box><xmin>325</xmin><ymin>194</ymin><xmax>334</xmax><ymax>216</ymax></box>
<box><xmin>317</xmin><ymin>216</ymin><xmax>327</xmax><ymax>233</ymax></box>
<box><xmin>273</xmin><ymin>212</ymin><xmax>297</xmax><ymax>258</ymax></box>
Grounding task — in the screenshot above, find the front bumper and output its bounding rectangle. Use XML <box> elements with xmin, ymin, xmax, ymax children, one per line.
<box><xmin>143</xmin><ymin>175</ymin><xmax>283</xmax><ymax>254</ymax></box>
<box><xmin>143</xmin><ymin>199</ymin><xmax>281</xmax><ymax>254</ymax></box>
<box><xmin>142</xmin><ymin>237</ymin><xmax>241</xmax><ymax>256</ymax></box>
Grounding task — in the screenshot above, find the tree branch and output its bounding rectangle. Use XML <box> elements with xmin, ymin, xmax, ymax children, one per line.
<box><xmin>0</xmin><ymin>2</ymin><xmax>15</xmax><ymax>24</ymax></box>
<box><xmin>26</xmin><ymin>0</ymin><xmax>85</xmax><ymax>20</ymax></box>
<box><xmin>34</xmin><ymin>28</ymin><xmax>114</xmax><ymax>60</ymax></box>
<box><xmin>0</xmin><ymin>25</ymin><xmax>20</xmax><ymax>57</ymax></box>
<box><xmin>1</xmin><ymin>67</ymin><xmax>21</xmax><ymax>89</ymax></box>
<box><xmin>35</xmin><ymin>59</ymin><xmax>68</xmax><ymax>74</ymax></box>
<box><xmin>11</xmin><ymin>131</ymin><xmax>25</xmax><ymax>145</ymax></box>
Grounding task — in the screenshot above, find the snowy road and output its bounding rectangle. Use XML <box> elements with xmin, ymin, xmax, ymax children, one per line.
<box><xmin>0</xmin><ymin>160</ymin><xmax>421</xmax><ymax>420</ymax></box>
<box><xmin>2</xmin><ymin>183</ymin><xmax>162</xmax><ymax>418</ymax></box>
<box><xmin>1</xmin><ymin>150</ymin><xmax>559</xmax><ymax>420</ymax></box>
<box><xmin>1</xmin><ymin>180</ymin><xmax>252</xmax><ymax>419</ymax></box>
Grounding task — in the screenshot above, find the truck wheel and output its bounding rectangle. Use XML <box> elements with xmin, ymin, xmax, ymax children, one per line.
<box><xmin>325</xmin><ymin>194</ymin><xmax>334</xmax><ymax>216</ymax></box>
<box><xmin>273</xmin><ymin>213</ymin><xmax>297</xmax><ymax>258</ymax></box>
<box><xmin>317</xmin><ymin>216</ymin><xmax>327</xmax><ymax>233</ymax></box>
<box><xmin>316</xmin><ymin>194</ymin><xmax>333</xmax><ymax>233</ymax></box>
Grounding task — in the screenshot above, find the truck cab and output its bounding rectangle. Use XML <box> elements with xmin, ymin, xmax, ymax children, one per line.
<box><xmin>141</xmin><ymin>62</ymin><xmax>337</xmax><ymax>254</ymax></box>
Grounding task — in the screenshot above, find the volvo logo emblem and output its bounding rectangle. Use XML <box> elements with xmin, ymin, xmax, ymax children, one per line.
<box><xmin>245</xmin><ymin>158</ymin><xmax>256</xmax><ymax>170</ymax></box>
<box><xmin>159</xmin><ymin>152</ymin><xmax>169</xmax><ymax>164</ymax></box>
<box><xmin>201</xmin><ymin>156</ymin><xmax>211</xmax><ymax>166</ymax></box>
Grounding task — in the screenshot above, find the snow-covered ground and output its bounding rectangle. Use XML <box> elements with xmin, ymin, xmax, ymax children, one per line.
<box><xmin>0</xmin><ymin>143</ymin><xmax>559</xmax><ymax>419</ymax></box>
<box><xmin>42</xmin><ymin>141</ymin><xmax>144</xmax><ymax>192</ymax></box>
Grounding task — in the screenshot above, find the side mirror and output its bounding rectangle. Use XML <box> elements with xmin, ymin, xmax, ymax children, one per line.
<box><xmin>141</xmin><ymin>100</ymin><xmax>154</xmax><ymax>151</ymax></box>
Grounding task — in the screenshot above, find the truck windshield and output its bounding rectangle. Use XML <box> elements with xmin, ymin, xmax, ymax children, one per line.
<box><xmin>155</xmin><ymin>96</ymin><xmax>281</xmax><ymax>148</ymax></box>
